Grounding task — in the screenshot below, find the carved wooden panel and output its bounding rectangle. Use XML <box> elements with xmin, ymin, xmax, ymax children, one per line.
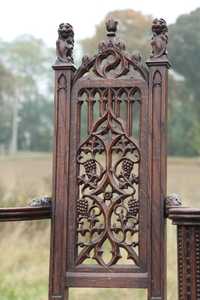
<box><xmin>50</xmin><ymin>16</ymin><xmax>170</xmax><ymax>299</ymax></box>
<box><xmin>65</xmin><ymin>17</ymin><xmax>150</xmax><ymax>283</ymax></box>
<box><xmin>76</xmin><ymin>88</ymin><xmax>141</xmax><ymax>268</ymax></box>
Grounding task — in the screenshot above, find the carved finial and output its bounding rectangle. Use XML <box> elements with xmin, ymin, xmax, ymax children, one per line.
<box><xmin>97</xmin><ymin>16</ymin><xmax>125</xmax><ymax>53</ymax></box>
<box><xmin>165</xmin><ymin>194</ymin><xmax>182</xmax><ymax>207</ymax></box>
<box><xmin>56</xmin><ymin>23</ymin><xmax>74</xmax><ymax>63</ymax></box>
<box><xmin>106</xmin><ymin>16</ymin><xmax>118</xmax><ymax>37</ymax></box>
<box><xmin>150</xmin><ymin>18</ymin><xmax>168</xmax><ymax>59</ymax></box>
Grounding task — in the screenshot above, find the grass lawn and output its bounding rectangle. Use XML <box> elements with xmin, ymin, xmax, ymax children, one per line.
<box><xmin>0</xmin><ymin>152</ymin><xmax>199</xmax><ymax>299</ymax></box>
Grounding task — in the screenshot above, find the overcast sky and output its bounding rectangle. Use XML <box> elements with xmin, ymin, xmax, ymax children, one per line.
<box><xmin>0</xmin><ymin>0</ymin><xmax>199</xmax><ymax>48</ymax></box>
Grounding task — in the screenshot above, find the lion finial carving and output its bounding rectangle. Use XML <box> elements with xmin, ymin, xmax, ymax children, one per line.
<box><xmin>165</xmin><ymin>194</ymin><xmax>182</xmax><ymax>207</ymax></box>
<box><xmin>150</xmin><ymin>18</ymin><xmax>168</xmax><ymax>59</ymax></box>
<box><xmin>56</xmin><ymin>23</ymin><xmax>74</xmax><ymax>63</ymax></box>
<box><xmin>29</xmin><ymin>195</ymin><xmax>51</xmax><ymax>207</ymax></box>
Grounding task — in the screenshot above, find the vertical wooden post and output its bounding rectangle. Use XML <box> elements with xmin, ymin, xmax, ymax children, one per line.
<box><xmin>167</xmin><ymin>205</ymin><xmax>200</xmax><ymax>300</ymax></box>
<box><xmin>177</xmin><ymin>225</ymin><xmax>200</xmax><ymax>299</ymax></box>
<box><xmin>146</xmin><ymin>57</ymin><xmax>170</xmax><ymax>299</ymax></box>
<box><xmin>49</xmin><ymin>61</ymin><xmax>76</xmax><ymax>300</ymax></box>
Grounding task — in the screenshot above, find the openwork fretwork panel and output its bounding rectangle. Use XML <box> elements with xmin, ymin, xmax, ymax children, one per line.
<box><xmin>75</xmin><ymin>86</ymin><xmax>142</xmax><ymax>268</ymax></box>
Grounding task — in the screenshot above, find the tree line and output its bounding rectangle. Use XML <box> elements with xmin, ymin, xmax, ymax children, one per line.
<box><xmin>0</xmin><ymin>8</ymin><xmax>200</xmax><ymax>156</ymax></box>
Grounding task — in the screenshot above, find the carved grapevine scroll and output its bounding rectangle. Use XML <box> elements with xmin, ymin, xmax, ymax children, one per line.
<box><xmin>76</xmin><ymin>87</ymin><xmax>141</xmax><ymax>267</ymax></box>
<box><xmin>73</xmin><ymin>16</ymin><xmax>148</xmax><ymax>268</ymax></box>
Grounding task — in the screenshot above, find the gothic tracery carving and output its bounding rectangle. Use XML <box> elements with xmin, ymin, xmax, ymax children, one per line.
<box><xmin>76</xmin><ymin>87</ymin><xmax>141</xmax><ymax>267</ymax></box>
<box><xmin>74</xmin><ymin>16</ymin><xmax>148</xmax><ymax>82</ymax></box>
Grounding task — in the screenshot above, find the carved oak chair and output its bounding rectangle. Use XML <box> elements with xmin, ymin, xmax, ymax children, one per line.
<box><xmin>0</xmin><ymin>16</ymin><xmax>199</xmax><ymax>300</ymax></box>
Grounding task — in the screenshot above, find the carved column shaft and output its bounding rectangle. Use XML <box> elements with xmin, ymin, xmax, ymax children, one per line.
<box><xmin>49</xmin><ymin>62</ymin><xmax>76</xmax><ymax>300</ymax></box>
<box><xmin>168</xmin><ymin>206</ymin><xmax>200</xmax><ymax>300</ymax></box>
<box><xmin>146</xmin><ymin>58</ymin><xmax>170</xmax><ymax>300</ymax></box>
<box><xmin>177</xmin><ymin>225</ymin><xmax>200</xmax><ymax>300</ymax></box>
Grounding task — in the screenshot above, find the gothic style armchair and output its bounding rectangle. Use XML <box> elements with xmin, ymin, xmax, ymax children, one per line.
<box><xmin>0</xmin><ymin>16</ymin><xmax>199</xmax><ymax>300</ymax></box>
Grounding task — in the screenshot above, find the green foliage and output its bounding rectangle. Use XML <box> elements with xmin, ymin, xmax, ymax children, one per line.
<box><xmin>167</xmin><ymin>8</ymin><xmax>200</xmax><ymax>155</ymax></box>
<box><xmin>167</xmin><ymin>102</ymin><xmax>199</xmax><ymax>156</ymax></box>
<box><xmin>0</xmin><ymin>105</ymin><xmax>12</xmax><ymax>144</ymax></box>
<box><xmin>0</xmin><ymin>35</ymin><xmax>55</xmax><ymax>153</ymax></box>
<box><xmin>0</xmin><ymin>60</ymin><xmax>15</xmax><ymax>104</ymax></box>
<box><xmin>18</xmin><ymin>95</ymin><xmax>53</xmax><ymax>151</ymax></box>
<box><xmin>0</xmin><ymin>61</ymin><xmax>16</xmax><ymax>145</ymax></box>
<box><xmin>168</xmin><ymin>8</ymin><xmax>200</xmax><ymax>93</ymax></box>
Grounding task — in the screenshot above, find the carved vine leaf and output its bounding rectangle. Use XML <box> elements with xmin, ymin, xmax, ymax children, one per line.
<box><xmin>112</xmin><ymin>135</ymin><xmax>139</xmax><ymax>157</ymax></box>
<box><xmin>76</xmin><ymin>85</ymin><xmax>141</xmax><ymax>267</ymax></box>
<box><xmin>111</xmin><ymin>204</ymin><xmax>139</xmax><ymax>239</ymax></box>
<box><xmin>112</xmin><ymin>153</ymin><xmax>139</xmax><ymax>191</ymax></box>
<box><xmin>80</xmin><ymin>137</ymin><xmax>104</xmax><ymax>156</ymax></box>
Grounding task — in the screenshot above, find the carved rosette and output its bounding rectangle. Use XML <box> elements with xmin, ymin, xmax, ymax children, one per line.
<box><xmin>76</xmin><ymin>86</ymin><xmax>141</xmax><ymax>268</ymax></box>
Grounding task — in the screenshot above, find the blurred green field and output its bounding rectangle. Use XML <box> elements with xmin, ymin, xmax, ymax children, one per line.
<box><xmin>0</xmin><ymin>152</ymin><xmax>199</xmax><ymax>299</ymax></box>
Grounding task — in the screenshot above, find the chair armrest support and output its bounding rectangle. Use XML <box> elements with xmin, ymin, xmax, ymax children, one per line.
<box><xmin>165</xmin><ymin>194</ymin><xmax>200</xmax><ymax>299</ymax></box>
<box><xmin>0</xmin><ymin>206</ymin><xmax>51</xmax><ymax>222</ymax></box>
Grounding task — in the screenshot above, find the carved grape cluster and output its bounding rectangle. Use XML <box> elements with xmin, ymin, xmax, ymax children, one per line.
<box><xmin>77</xmin><ymin>198</ymin><xmax>89</xmax><ymax>216</ymax></box>
<box><xmin>128</xmin><ymin>197</ymin><xmax>139</xmax><ymax>216</ymax></box>
<box><xmin>122</xmin><ymin>158</ymin><xmax>134</xmax><ymax>178</ymax></box>
<box><xmin>83</xmin><ymin>159</ymin><xmax>97</xmax><ymax>179</ymax></box>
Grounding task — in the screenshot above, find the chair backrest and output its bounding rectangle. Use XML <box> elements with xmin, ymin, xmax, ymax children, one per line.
<box><xmin>49</xmin><ymin>16</ymin><xmax>170</xmax><ymax>300</ymax></box>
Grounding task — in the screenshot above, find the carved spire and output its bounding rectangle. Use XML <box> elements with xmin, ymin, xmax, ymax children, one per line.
<box><xmin>97</xmin><ymin>16</ymin><xmax>126</xmax><ymax>53</ymax></box>
<box><xmin>150</xmin><ymin>18</ymin><xmax>168</xmax><ymax>59</ymax></box>
<box><xmin>106</xmin><ymin>16</ymin><xmax>118</xmax><ymax>37</ymax></box>
<box><xmin>56</xmin><ymin>23</ymin><xmax>74</xmax><ymax>63</ymax></box>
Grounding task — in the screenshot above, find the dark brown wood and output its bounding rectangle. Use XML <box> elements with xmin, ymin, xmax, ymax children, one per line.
<box><xmin>166</xmin><ymin>201</ymin><xmax>200</xmax><ymax>300</ymax></box>
<box><xmin>0</xmin><ymin>206</ymin><xmax>51</xmax><ymax>221</ymax></box>
<box><xmin>49</xmin><ymin>54</ymin><xmax>76</xmax><ymax>298</ymax></box>
<box><xmin>3</xmin><ymin>16</ymin><xmax>193</xmax><ymax>300</ymax></box>
<box><xmin>167</xmin><ymin>206</ymin><xmax>200</xmax><ymax>225</ymax></box>
<box><xmin>48</xmin><ymin>16</ymin><xmax>170</xmax><ymax>299</ymax></box>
